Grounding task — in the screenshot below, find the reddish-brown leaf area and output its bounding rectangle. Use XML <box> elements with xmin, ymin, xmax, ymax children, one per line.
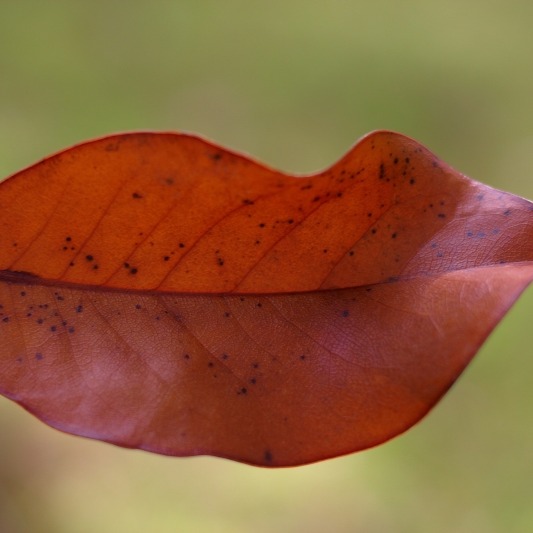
<box><xmin>0</xmin><ymin>131</ymin><xmax>532</xmax><ymax>466</ymax></box>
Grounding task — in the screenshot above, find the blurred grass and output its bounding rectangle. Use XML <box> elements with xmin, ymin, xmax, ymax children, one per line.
<box><xmin>0</xmin><ymin>1</ymin><xmax>532</xmax><ymax>532</ymax></box>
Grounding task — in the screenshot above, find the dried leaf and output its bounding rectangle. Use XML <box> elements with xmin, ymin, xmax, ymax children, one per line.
<box><xmin>0</xmin><ymin>131</ymin><xmax>531</xmax><ymax>466</ymax></box>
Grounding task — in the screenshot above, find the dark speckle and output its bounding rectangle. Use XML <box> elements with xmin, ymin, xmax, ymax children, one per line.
<box><xmin>179</xmin><ymin>242</ymin><xmax>185</xmax><ymax>248</ymax></box>
<box><xmin>341</xmin><ymin>310</ymin><xmax>350</xmax><ymax>318</ymax></box>
<box><xmin>50</xmin><ymin>325</ymin><xmax>57</xmax><ymax>332</ymax></box>
<box><xmin>86</xmin><ymin>255</ymin><xmax>94</xmax><ymax>262</ymax></box>
<box><xmin>132</xmin><ymin>192</ymin><xmax>143</xmax><ymax>199</ymax></box>
<box><xmin>409</xmin><ymin>178</ymin><xmax>416</xmax><ymax>185</ymax></box>
<box><xmin>391</xmin><ymin>232</ymin><xmax>397</xmax><ymax>239</ymax></box>
<box><xmin>76</xmin><ymin>305</ymin><xmax>83</xmax><ymax>313</ymax></box>
<box><xmin>35</xmin><ymin>352</ymin><xmax>44</xmax><ymax>361</ymax></box>
<box><xmin>135</xmin><ymin>304</ymin><xmax>142</xmax><ymax>310</ymax></box>
<box><xmin>503</xmin><ymin>209</ymin><xmax>511</xmax><ymax>216</ymax></box>
<box><xmin>130</xmin><ymin>268</ymin><xmax>138</xmax><ymax>275</ymax></box>
<box><xmin>437</xmin><ymin>213</ymin><xmax>446</xmax><ymax>219</ymax></box>
<box><xmin>264</xmin><ymin>450</ymin><xmax>273</xmax><ymax>463</ymax></box>
<box><xmin>299</xmin><ymin>355</ymin><xmax>306</xmax><ymax>361</ymax></box>
<box><xmin>258</xmin><ymin>223</ymin><xmax>266</xmax><ymax>228</ymax></box>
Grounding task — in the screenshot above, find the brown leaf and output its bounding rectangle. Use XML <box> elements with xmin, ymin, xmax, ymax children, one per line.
<box><xmin>0</xmin><ymin>131</ymin><xmax>532</xmax><ymax>466</ymax></box>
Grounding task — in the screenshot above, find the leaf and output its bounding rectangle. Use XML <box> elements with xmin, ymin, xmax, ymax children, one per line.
<box><xmin>0</xmin><ymin>131</ymin><xmax>532</xmax><ymax>467</ymax></box>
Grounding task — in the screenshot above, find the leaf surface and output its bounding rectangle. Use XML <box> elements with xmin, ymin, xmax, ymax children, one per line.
<box><xmin>0</xmin><ymin>131</ymin><xmax>532</xmax><ymax>466</ymax></box>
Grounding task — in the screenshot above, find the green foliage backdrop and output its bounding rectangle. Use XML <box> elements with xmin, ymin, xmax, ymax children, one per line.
<box><xmin>0</xmin><ymin>1</ymin><xmax>532</xmax><ymax>531</ymax></box>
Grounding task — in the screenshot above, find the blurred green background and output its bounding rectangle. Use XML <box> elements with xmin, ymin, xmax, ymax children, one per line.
<box><xmin>0</xmin><ymin>1</ymin><xmax>532</xmax><ymax>532</ymax></box>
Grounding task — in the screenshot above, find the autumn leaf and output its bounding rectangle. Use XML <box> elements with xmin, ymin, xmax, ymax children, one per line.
<box><xmin>0</xmin><ymin>131</ymin><xmax>531</xmax><ymax>467</ymax></box>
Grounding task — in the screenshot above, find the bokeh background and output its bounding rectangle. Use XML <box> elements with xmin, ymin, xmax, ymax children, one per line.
<box><xmin>0</xmin><ymin>1</ymin><xmax>532</xmax><ymax>531</ymax></box>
